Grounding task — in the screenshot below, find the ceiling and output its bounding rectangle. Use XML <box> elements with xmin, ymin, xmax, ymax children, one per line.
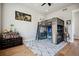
<box><xmin>22</xmin><ymin>3</ymin><xmax>75</xmax><ymax>15</ymax></box>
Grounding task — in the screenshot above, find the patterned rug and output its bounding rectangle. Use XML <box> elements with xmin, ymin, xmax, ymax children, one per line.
<box><xmin>24</xmin><ymin>39</ymin><xmax>67</xmax><ymax>56</ymax></box>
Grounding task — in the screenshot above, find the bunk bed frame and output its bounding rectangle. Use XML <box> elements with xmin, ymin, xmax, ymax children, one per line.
<box><xmin>36</xmin><ymin>17</ymin><xmax>64</xmax><ymax>44</ymax></box>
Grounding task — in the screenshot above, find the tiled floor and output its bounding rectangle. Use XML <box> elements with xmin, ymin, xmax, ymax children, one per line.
<box><xmin>24</xmin><ymin>39</ymin><xmax>67</xmax><ymax>56</ymax></box>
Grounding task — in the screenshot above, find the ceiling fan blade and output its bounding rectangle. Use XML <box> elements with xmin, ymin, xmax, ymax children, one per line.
<box><xmin>41</xmin><ymin>3</ymin><xmax>46</xmax><ymax>6</ymax></box>
<box><xmin>48</xmin><ymin>3</ymin><xmax>51</xmax><ymax>6</ymax></box>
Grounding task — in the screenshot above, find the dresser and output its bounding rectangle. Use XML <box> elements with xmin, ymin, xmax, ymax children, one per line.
<box><xmin>0</xmin><ymin>32</ymin><xmax>23</xmax><ymax>49</ymax></box>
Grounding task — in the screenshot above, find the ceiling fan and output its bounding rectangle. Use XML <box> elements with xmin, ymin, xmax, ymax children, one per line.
<box><xmin>41</xmin><ymin>3</ymin><xmax>52</xmax><ymax>6</ymax></box>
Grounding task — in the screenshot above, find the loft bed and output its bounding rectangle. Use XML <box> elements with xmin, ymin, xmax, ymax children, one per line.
<box><xmin>36</xmin><ymin>17</ymin><xmax>64</xmax><ymax>44</ymax></box>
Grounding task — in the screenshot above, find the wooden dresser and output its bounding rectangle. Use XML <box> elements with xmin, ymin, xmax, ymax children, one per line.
<box><xmin>0</xmin><ymin>32</ymin><xmax>23</xmax><ymax>49</ymax></box>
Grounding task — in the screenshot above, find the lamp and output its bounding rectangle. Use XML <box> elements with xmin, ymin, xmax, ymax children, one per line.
<box><xmin>10</xmin><ymin>24</ymin><xmax>14</xmax><ymax>32</ymax></box>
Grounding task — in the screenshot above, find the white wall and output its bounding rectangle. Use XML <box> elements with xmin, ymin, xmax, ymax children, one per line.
<box><xmin>0</xmin><ymin>4</ymin><xmax>1</xmax><ymax>33</ymax></box>
<box><xmin>46</xmin><ymin>5</ymin><xmax>79</xmax><ymax>42</ymax></box>
<box><xmin>2</xmin><ymin>3</ymin><xmax>79</xmax><ymax>42</ymax></box>
<box><xmin>2</xmin><ymin>3</ymin><xmax>45</xmax><ymax>41</ymax></box>
<box><xmin>74</xmin><ymin>11</ymin><xmax>79</xmax><ymax>39</ymax></box>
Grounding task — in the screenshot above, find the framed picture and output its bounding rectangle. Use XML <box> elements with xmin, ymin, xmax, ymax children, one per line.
<box><xmin>15</xmin><ymin>11</ymin><xmax>31</xmax><ymax>22</ymax></box>
<box><xmin>66</xmin><ymin>20</ymin><xmax>71</xmax><ymax>25</ymax></box>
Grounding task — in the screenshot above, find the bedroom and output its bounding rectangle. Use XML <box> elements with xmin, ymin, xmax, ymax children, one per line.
<box><xmin>0</xmin><ymin>3</ymin><xmax>79</xmax><ymax>56</ymax></box>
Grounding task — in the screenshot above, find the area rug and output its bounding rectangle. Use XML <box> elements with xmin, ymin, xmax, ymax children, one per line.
<box><xmin>24</xmin><ymin>39</ymin><xmax>67</xmax><ymax>56</ymax></box>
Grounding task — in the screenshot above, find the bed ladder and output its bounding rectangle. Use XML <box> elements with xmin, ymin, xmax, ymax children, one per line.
<box><xmin>36</xmin><ymin>22</ymin><xmax>39</xmax><ymax>40</ymax></box>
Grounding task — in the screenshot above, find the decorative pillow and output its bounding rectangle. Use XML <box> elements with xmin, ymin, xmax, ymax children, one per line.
<box><xmin>2</xmin><ymin>32</ymin><xmax>20</xmax><ymax>39</ymax></box>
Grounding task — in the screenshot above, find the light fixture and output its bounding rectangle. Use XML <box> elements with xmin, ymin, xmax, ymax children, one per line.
<box><xmin>62</xmin><ymin>8</ymin><xmax>68</xmax><ymax>11</ymax></box>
